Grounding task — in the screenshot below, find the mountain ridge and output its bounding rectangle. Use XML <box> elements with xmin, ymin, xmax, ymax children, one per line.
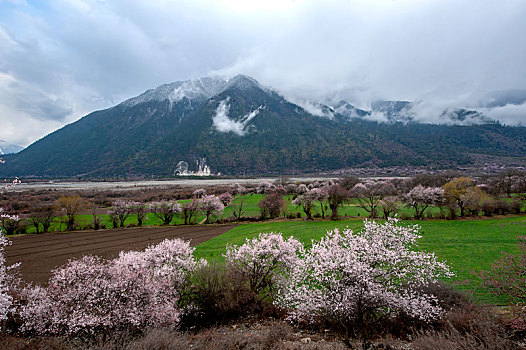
<box><xmin>1</xmin><ymin>75</ymin><xmax>525</xmax><ymax>178</ymax></box>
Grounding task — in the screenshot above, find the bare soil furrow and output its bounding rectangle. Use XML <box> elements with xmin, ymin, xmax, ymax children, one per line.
<box><xmin>5</xmin><ymin>226</ymin><xmax>214</xmax><ymax>257</ymax></box>
<box><xmin>7</xmin><ymin>228</ymin><xmax>223</xmax><ymax>260</ymax></box>
<box><xmin>5</xmin><ymin>226</ymin><xmax>183</xmax><ymax>249</ymax></box>
<box><xmin>5</xmin><ymin>225</ymin><xmax>235</xmax><ymax>285</ymax></box>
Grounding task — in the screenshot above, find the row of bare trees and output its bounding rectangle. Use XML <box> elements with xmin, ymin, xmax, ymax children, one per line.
<box><xmin>5</xmin><ymin>169</ymin><xmax>525</xmax><ymax>234</ymax></box>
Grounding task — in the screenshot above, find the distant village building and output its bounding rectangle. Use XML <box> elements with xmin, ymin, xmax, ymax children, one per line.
<box><xmin>174</xmin><ymin>158</ymin><xmax>213</xmax><ymax>176</ymax></box>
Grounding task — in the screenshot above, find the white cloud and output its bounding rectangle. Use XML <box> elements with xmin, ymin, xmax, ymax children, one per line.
<box><xmin>212</xmin><ymin>98</ymin><xmax>262</xmax><ymax>136</ymax></box>
<box><xmin>0</xmin><ymin>0</ymin><xmax>525</xmax><ymax>146</ymax></box>
<box><xmin>479</xmin><ymin>103</ymin><xmax>526</xmax><ymax>126</ymax></box>
<box><xmin>287</xmin><ymin>97</ymin><xmax>334</xmax><ymax>119</ymax></box>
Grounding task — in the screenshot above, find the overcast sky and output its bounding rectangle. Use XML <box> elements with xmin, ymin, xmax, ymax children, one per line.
<box><xmin>1</xmin><ymin>0</ymin><xmax>525</xmax><ymax>147</ymax></box>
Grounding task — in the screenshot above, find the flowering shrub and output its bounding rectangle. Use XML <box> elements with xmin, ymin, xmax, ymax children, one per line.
<box><xmin>229</xmin><ymin>183</ymin><xmax>246</xmax><ymax>195</ymax></box>
<box><xmin>218</xmin><ymin>192</ymin><xmax>233</xmax><ymax>206</ymax></box>
<box><xmin>405</xmin><ymin>185</ymin><xmax>443</xmax><ymax>219</ymax></box>
<box><xmin>193</xmin><ymin>188</ymin><xmax>206</xmax><ymax>198</ymax></box>
<box><xmin>148</xmin><ymin>200</ymin><xmax>181</xmax><ymax>225</ymax></box>
<box><xmin>256</xmin><ymin>181</ymin><xmax>275</xmax><ymax>194</ymax></box>
<box><xmin>0</xmin><ymin>221</ymin><xmax>14</xmax><ymax>327</ymax></box>
<box><xmin>292</xmin><ymin>191</ymin><xmax>318</xmax><ymax>220</ymax></box>
<box><xmin>115</xmin><ymin>238</ymin><xmax>204</xmax><ymax>289</ymax></box>
<box><xmin>276</xmin><ymin>218</ymin><xmax>453</xmax><ymax>340</ymax></box>
<box><xmin>21</xmin><ymin>238</ymin><xmax>201</xmax><ymax>336</ymax></box>
<box><xmin>109</xmin><ymin>199</ymin><xmax>135</xmax><ymax>227</ymax></box>
<box><xmin>199</xmin><ymin>195</ymin><xmax>224</xmax><ymax>223</ymax></box>
<box><xmin>224</xmin><ymin>233</ymin><xmax>303</xmax><ymax>300</ymax></box>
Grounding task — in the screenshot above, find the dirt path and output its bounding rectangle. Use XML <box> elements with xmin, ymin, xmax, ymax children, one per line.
<box><xmin>4</xmin><ymin>225</ymin><xmax>236</xmax><ymax>285</ymax></box>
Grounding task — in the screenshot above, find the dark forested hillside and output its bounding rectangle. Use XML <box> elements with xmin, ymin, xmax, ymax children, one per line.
<box><xmin>2</xmin><ymin>75</ymin><xmax>526</xmax><ymax>178</ymax></box>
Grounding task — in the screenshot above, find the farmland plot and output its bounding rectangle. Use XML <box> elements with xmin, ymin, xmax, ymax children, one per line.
<box><xmin>4</xmin><ymin>225</ymin><xmax>235</xmax><ymax>284</ymax></box>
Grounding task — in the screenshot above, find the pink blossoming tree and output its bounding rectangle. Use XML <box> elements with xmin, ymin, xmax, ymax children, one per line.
<box><xmin>0</xmin><ymin>159</ymin><xmax>19</xmax><ymax>328</ymax></box>
<box><xmin>224</xmin><ymin>233</ymin><xmax>303</xmax><ymax>301</ymax></box>
<box><xmin>193</xmin><ymin>188</ymin><xmax>207</xmax><ymax>198</ymax></box>
<box><xmin>218</xmin><ymin>192</ymin><xmax>233</xmax><ymax>206</ymax></box>
<box><xmin>0</xmin><ymin>217</ymin><xmax>15</xmax><ymax>328</ymax></box>
<box><xmin>21</xmin><ymin>238</ymin><xmax>201</xmax><ymax>336</ymax></box>
<box><xmin>352</xmin><ymin>180</ymin><xmax>396</xmax><ymax>218</ymax></box>
<box><xmin>256</xmin><ymin>181</ymin><xmax>275</xmax><ymax>194</ymax></box>
<box><xmin>109</xmin><ymin>199</ymin><xmax>136</xmax><ymax>227</ymax></box>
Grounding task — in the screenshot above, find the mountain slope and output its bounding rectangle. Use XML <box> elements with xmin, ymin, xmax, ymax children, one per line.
<box><xmin>1</xmin><ymin>75</ymin><xmax>526</xmax><ymax>178</ymax></box>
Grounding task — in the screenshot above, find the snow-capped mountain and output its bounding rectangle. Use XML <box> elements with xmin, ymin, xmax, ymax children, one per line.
<box><xmin>333</xmin><ymin>101</ymin><xmax>369</xmax><ymax>119</ymax></box>
<box><xmin>328</xmin><ymin>99</ymin><xmax>496</xmax><ymax>125</ymax></box>
<box><xmin>1</xmin><ymin>74</ymin><xmax>525</xmax><ymax>178</ymax></box>
<box><xmin>123</xmin><ymin>76</ymin><xmax>229</xmax><ymax>107</ymax></box>
<box><xmin>120</xmin><ymin>74</ymin><xmax>497</xmax><ymax>126</ymax></box>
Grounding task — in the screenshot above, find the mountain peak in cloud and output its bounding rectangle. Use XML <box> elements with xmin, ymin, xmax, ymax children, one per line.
<box><xmin>122</xmin><ymin>76</ymin><xmax>229</xmax><ymax>107</ymax></box>
<box><xmin>226</xmin><ymin>74</ymin><xmax>261</xmax><ymax>90</ymax></box>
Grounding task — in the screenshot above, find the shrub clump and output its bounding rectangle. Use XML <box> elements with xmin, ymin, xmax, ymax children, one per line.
<box><xmin>19</xmin><ymin>238</ymin><xmax>202</xmax><ymax>337</ymax></box>
<box><xmin>276</xmin><ymin>218</ymin><xmax>454</xmax><ymax>342</ymax></box>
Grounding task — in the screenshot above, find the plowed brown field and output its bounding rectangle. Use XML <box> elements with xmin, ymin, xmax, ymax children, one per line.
<box><xmin>4</xmin><ymin>225</ymin><xmax>235</xmax><ymax>285</ymax></box>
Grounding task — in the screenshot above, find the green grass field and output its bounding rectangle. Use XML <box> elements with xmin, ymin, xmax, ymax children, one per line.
<box><xmin>194</xmin><ymin>216</ymin><xmax>526</xmax><ymax>304</ymax></box>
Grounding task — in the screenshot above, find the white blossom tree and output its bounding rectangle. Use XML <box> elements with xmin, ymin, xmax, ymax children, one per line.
<box><xmin>295</xmin><ymin>184</ymin><xmax>308</xmax><ymax>195</ymax></box>
<box><xmin>218</xmin><ymin>192</ymin><xmax>233</xmax><ymax>206</ymax></box>
<box><xmin>193</xmin><ymin>188</ymin><xmax>207</xmax><ymax>198</ymax></box>
<box><xmin>109</xmin><ymin>199</ymin><xmax>135</xmax><ymax>227</ymax></box>
<box><xmin>229</xmin><ymin>183</ymin><xmax>246</xmax><ymax>195</ymax></box>
<box><xmin>199</xmin><ymin>195</ymin><xmax>224</xmax><ymax>223</ymax></box>
<box><xmin>352</xmin><ymin>180</ymin><xmax>396</xmax><ymax>218</ymax></box>
<box><xmin>293</xmin><ymin>190</ymin><xmax>318</xmax><ymax>220</ymax></box>
<box><xmin>256</xmin><ymin>181</ymin><xmax>275</xmax><ymax>194</ymax></box>
<box><xmin>224</xmin><ymin>232</ymin><xmax>303</xmax><ymax>300</ymax></box>
<box><xmin>405</xmin><ymin>185</ymin><xmax>444</xmax><ymax>219</ymax></box>
<box><xmin>149</xmin><ymin>200</ymin><xmax>182</xmax><ymax>225</ymax></box>
<box><xmin>277</xmin><ymin>218</ymin><xmax>453</xmax><ymax>342</ymax></box>
<box><xmin>310</xmin><ymin>186</ymin><xmax>329</xmax><ymax>219</ymax></box>
<box><xmin>182</xmin><ymin>199</ymin><xmax>200</xmax><ymax>225</ymax></box>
